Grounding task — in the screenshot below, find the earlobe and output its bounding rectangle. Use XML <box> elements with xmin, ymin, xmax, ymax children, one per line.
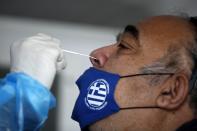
<box><xmin>156</xmin><ymin>73</ymin><xmax>189</xmax><ymax>110</ymax></box>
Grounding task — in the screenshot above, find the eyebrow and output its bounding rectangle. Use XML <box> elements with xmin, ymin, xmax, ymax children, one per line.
<box><xmin>123</xmin><ymin>25</ymin><xmax>139</xmax><ymax>40</ymax></box>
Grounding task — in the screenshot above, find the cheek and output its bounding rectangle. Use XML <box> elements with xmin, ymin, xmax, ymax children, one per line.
<box><xmin>114</xmin><ymin>77</ymin><xmax>157</xmax><ymax>108</ymax></box>
<box><xmin>114</xmin><ymin>78</ymin><xmax>143</xmax><ymax>108</ymax></box>
<box><xmin>104</xmin><ymin>55</ymin><xmax>140</xmax><ymax>75</ymax></box>
<box><xmin>104</xmin><ymin>50</ymin><xmax>155</xmax><ymax>75</ymax></box>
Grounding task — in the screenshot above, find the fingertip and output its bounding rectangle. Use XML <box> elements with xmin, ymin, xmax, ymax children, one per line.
<box><xmin>56</xmin><ymin>59</ymin><xmax>67</xmax><ymax>70</ymax></box>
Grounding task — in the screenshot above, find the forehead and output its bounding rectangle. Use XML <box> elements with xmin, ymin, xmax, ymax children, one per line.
<box><xmin>135</xmin><ymin>16</ymin><xmax>194</xmax><ymax>46</ymax></box>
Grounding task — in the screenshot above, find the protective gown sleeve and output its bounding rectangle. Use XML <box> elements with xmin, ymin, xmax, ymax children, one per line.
<box><xmin>0</xmin><ymin>72</ymin><xmax>56</xmax><ymax>131</ymax></box>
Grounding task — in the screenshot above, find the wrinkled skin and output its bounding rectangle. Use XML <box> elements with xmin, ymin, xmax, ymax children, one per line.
<box><xmin>88</xmin><ymin>15</ymin><xmax>195</xmax><ymax>131</ymax></box>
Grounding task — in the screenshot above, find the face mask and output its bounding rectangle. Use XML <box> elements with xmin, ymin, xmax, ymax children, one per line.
<box><xmin>71</xmin><ymin>67</ymin><xmax>173</xmax><ymax>129</ymax></box>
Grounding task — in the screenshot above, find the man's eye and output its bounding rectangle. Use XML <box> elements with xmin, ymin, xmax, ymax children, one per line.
<box><xmin>117</xmin><ymin>43</ymin><xmax>130</xmax><ymax>49</ymax></box>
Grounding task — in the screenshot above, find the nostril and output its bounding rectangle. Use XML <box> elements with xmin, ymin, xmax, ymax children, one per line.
<box><xmin>94</xmin><ymin>59</ymin><xmax>100</xmax><ymax>65</ymax></box>
<box><xmin>90</xmin><ymin>57</ymin><xmax>100</xmax><ymax>67</ymax></box>
<box><xmin>90</xmin><ymin>47</ymin><xmax>111</xmax><ymax>68</ymax></box>
<box><xmin>90</xmin><ymin>53</ymin><xmax>108</xmax><ymax>68</ymax></box>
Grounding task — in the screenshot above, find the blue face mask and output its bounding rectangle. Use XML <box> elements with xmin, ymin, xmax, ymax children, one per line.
<box><xmin>71</xmin><ymin>67</ymin><xmax>173</xmax><ymax>129</ymax></box>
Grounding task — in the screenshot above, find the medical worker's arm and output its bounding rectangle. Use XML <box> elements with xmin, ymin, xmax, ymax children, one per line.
<box><xmin>0</xmin><ymin>33</ymin><xmax>66</xmax><ymax>131</ymax></box>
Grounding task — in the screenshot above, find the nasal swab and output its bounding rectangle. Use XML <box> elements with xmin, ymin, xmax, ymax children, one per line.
<box><xmin>62</xmin><ymin>49</ymin><xmax>97</xmax><ymax>60</ymax></box>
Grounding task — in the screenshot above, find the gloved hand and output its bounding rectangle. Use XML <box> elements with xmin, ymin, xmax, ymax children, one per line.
<box><xmin>10</xmin><ymin>33</ymin><xmax>66</xmax><ymax>89</ymax></box>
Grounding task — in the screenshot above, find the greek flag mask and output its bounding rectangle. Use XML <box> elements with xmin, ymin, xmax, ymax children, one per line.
<box><xmin>71</xmin><ymin>67</ymin><xmax>174</xmax><ymax>129</ymax></box>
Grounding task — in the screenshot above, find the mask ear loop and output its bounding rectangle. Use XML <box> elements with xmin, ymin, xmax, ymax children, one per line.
<box><xmin>120</xmin><ymin>106</ymin><xmax>160</xmax><ymax>110</ymax></box>
<box><xmin>120</xmin><ymin>73</ymin><xmax>174</xmax><ymax>78</ymax></box>
<box><xmin>119</xmin><ymin>71</ymin><xmax>197</xmax><ymax>109</ymax></box>
<box><xmin>119</xmin><ymin>73</ymin><xmax>174</xmax><ymax>110</ymax></box>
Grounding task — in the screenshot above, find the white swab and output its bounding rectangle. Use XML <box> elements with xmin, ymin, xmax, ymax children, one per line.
<box><xmin>62</xmin><ymin>49</ymin><xmax>97</xmax><ymax>60</ymax></box>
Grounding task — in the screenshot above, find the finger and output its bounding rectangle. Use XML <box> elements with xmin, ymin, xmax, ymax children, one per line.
<box><xmin>56</xmin><ymin>58</ymin><xmax>67</xmax><ymax>70</ymax></box>
<box><xmin>56</xmin><ymin>50</ymin><xmax>67</xmax><ymax>70</ymax></box>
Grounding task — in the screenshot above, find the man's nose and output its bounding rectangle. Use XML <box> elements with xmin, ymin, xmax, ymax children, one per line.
<box><xmin>90</xmin><ymin>44</ymin><xmax>115</xmax><ymax>68</ymax></box>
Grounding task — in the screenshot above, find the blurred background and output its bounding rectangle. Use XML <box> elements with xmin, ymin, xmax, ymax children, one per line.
<box><xmin>0</xmin><ymin>0</ymin><xmax>196</xmax><ymax>130</ymax></box>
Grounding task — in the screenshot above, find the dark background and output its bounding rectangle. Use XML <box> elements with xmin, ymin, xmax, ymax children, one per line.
<box><xmin>0</xmin><ymin>0</ymin><xmax>161</xmax><ymax>28</ymax></box>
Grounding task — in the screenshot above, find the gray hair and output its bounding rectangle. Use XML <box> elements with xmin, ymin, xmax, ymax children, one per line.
<box><xmin>140</xmin><ymin>45</ymin><xmax>191</xmax><ymax>86</ymax></box>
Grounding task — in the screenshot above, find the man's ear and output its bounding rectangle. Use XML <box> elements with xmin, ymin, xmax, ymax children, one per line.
<box><xmin>156</xmin><ymin>72</ymin><xmax>189</xmax><ymax>110</ymax></box>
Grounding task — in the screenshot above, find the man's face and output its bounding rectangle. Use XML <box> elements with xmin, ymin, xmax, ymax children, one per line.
<box><xmin>88</xmin><ymin>16</ymin><xmax>194</xmax><ymax>131</ymax></box>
